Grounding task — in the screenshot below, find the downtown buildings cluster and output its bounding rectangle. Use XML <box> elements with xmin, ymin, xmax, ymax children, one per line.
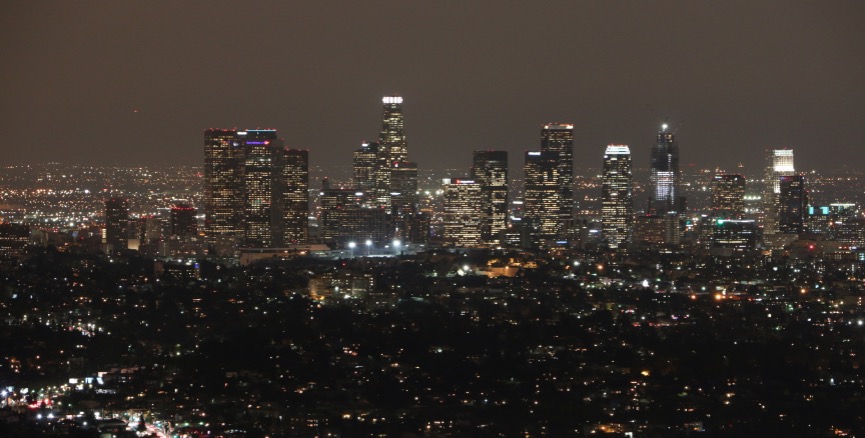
<box><xmin>185</xmin><ymin>95</ymin><xmax>860</xmax><ymax>263</ymax></box>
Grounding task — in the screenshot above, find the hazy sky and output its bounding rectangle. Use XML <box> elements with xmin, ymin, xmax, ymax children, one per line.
<box><xmin>1</xmin><ymin>1</ymin><xmax>863</xmax><ymax>177</ymax></box>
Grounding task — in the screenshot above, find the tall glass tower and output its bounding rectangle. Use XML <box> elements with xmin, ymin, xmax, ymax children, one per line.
<box><xmin>540</xmin><ymin>123</ymin><xmax>574</xmax><ymax>235</ymax></box>
<box><xmin>649</xmin><ymin>124</ymin><xmax>680</xmax><ymax>215</ymax></box>
<box><xmin>524</xmin><ymin>151</ymin><xmax>560</xmax><ymax>243</ymax></box>
<box><xmin>380</xmin><ymin>96</ymin><xmax>408</xmax><ymax>163</ymax></box>
<box><xmin>105</xmin><ymin>197</ymin><xmax>129</xmax><ymax>252</ymax></box>
<box><xmin>374</xmin><ymin>96</ymin><xmax>415</xmax><ymax>210</ymax></box>
<box><xmin>602</xmin><ymin>145</ymin><xmax>633</xmax><ymax>249</ymax></box>
<box><xmin>472</xmin><ymin>151</ymin><xmax>509</xmax><ymax>244</ymax></box>
<box><xmin>282</xmin><ymin>149</ymin><xmax>309</xmax><ymax>245</ymax></box>
<box><xmin>763</xmin><ymin>149</ymin><xmax>795</xmax><ymax>233</ymax></box>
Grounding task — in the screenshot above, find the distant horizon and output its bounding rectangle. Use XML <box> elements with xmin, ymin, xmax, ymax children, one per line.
<box><xmin>3</xmin><ymin>2</ymin><xmax>863</xmax><ymax>178</ymax></box>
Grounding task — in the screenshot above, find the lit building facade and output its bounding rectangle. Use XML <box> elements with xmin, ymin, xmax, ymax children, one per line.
<box><xmin>442</xmin><ymin>178</ymin><xmax>483</xmax><ymax>247</ymax></box>
<box><xmin>241</xmin><ymin>130</ymin><xmax>283</xmax><ymax>248</ymax></box>
<box><xmin>540</xmin><ymin>123</ymin><xmax>574</xmax><ymax>236</ymax></box>
<box><xmin>471</xmin><ymin>150</ymin><xmax>508</xmax><ymax>244</ymax></box>
<box><xmin>602</xmin><ymin>145</ymin><xmax>633</xmax><ymax>249</ymax></box>
<box><xmin>649</xmin><ymin>124</ymin><xmax>681</xmax><ymax>215</ymax></box>
<box><xmin>523</xmin><ymin>151</ymin><xmax>560</xmax><ymax>243</ymax></box>
<box><xmin>353</xmin><ymin>141</ymin><xmax>379</xmax><ymax>201</ymax></box>
<box><xmin>170</xmin><ymin>204</ymin><xmax>197</xmax><ymax>238</ymax></box>
<box><xmin>204</xmin><ymin>128</ymin><xmax>306</xmax><ymax>254</ymax></box>
<box><xmin>105</xmin><ymin>197</ymin><xmax>129</xmax><ymax>251</ymax></box>
<box><xmin>763</xmin><ymin>149</ymin><xmax>795</xmax><ymax>234</ymax></box>
<box><xmin>711</xmin><ymin>174</ymin><xmax>746</xmax><ymax>219</ymax></box>
<box><xmin>282</xmin><ymin>149</ymin><xmax>309</xmax><ymax>244</ymax></box>
<box><xmin>778</xmin><ymin>174</ymin><xmax>807</xmax><ymax>234</ymax></box>
<box><xmin>204</xmin><ymin>129</ymin><xmax>248</xmax><ymax>251</ymax></box>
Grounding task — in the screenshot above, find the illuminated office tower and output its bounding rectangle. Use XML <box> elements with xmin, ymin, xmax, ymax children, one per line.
<box><xmin>442</xmin><ymin>178</ymin><xmax>483</xmax><ymax>247</ymax></box>
<box><xmin>764</xmin><ymin>149</ymin><xmax>795</xmax><ymax>197</ymax></box>
<box><xmin>282</xmin><ymin>149</ymin><xmax>309</xmax><ymax>245</ymax></box>
<box><xmin>380</xmin><ymin>96</ymin><xmax>408</xmax><ymax>163</ymax></box>
<box><xmin>648</xmin><ymin>124</ymin><xmax>681</xmax><ymax>214</ymax></box>
<box><xmin>390</xmin><ymin>161</ymin><xmax>419</xmax><ymax>214</ymax></box>
<box><xmin>241</xmin><ymin>130</ymin><xmax>283</xmax><ymax>248</ymax></box>
<box><xmin>105</xmin><ymin>198</ymin><xmax>129</xmax><ymax>251</ymax></box>
<box><xmin>204</xmin><ymin>129</ymin><xmax>245</xmax><ymax>250</ymax></box>
<box><xmin>372</xmin><ymin>96</ymin><xmax>417</xmax><ymax>213</ymax></box>
<box><xmin>778</xmin><ymin>175</ymin><xmax>807</xmax><ymax>234</ymax></box>
<box><xmin>601</xmin><ymin>145</ymin><xmax>633</xmax><ymax>249</ymax></box>
<box><xmin>711</xmin><ymin>174</ymin><xmax>746</xmax><ymax>219</ymax></box>
<box><xmin>763</xmin><ymin>149</ymin><xmax>795</xmax><ymax>233</ymax></box>
<box><xmin>471</xmin><ymin>151</ymin><xmax>508</xmax><ymax>243</ymax></box>
<box><xmin>523</xmin><ymin>151</ymin><xmax>560</xmax><ymax>243</ymax></box>
<box><xmin>540</xmin><ymin>124</ymin><xmax>574</xmax><ymax>235</ymax></box>
<box><xmin>353</xmin><ymin>141</ymin><xmax>379</xmax><ymax>200</ymax></box>
<box><xmin>170</xmin><ymin>204</ymin><xmax>197</xmax><ymax>238</ymax></box>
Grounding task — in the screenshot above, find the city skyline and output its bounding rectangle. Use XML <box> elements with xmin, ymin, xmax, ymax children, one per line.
<box><xmin>1</xmin><ymin>2</ymin><xmax>863</xmax><ymax>175</ymax></box>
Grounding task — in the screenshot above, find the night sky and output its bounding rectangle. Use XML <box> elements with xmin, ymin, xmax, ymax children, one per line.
<box><xmin>2</xmin><ymin>1</ymin><xmax>864</xmax><ymax>177</ymax></box>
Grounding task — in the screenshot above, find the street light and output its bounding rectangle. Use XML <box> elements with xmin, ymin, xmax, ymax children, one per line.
<box><xmin>348</xmin><ymin>241</ymin><xmax>356</xmax><ymax>258</ymax></box>
<box><xmin>393</xmin><ymin>239</ymin><xmax>401</xmax><ymax>256</ymax></box>
<box><xmin>365</xmin><ymin>239</ymin><xmax>372</xmax><ymax>256</ymax></box>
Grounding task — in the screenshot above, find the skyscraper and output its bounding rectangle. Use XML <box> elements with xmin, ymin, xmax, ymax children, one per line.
<box><xmin>711</xmin><ymin>174</ymin><xmax>746</xmax><ymax>219</ymax></box>
<box><xmin>523</xmin><ymin>151</ymin><xmax>560</xmax><ymax>244</ymax></box>
<box><xmin>105</xmin><ymin>197</ymin><xmax>129</xmax><ymax>251</ymax></box>
<box><xmin>442</xmin><ymin>178</ymin><xmax>483</xmax><ymax>248</ymax></box>
<box><xmin>764</xmin><ymin>149</ymin><xmax>795</xmax><ymax>197</ymax></box>
<box><xmin>471</xmin><ymin>151</ymin><xmax>508</xmax><ymax>244</ymax></box>
<box><xmin>241</xmin><ymin>130</ymin><xmax>283</xmax><ymax>248</ymax></box>
<box><xmin>648</xmin><ymin>124</ymin><xmax>681</xmax><ymax>215</ymax></box>
<box><xmin>371</xmin><ymin>96</ymin><xmax>417</xmax><ymax>216</ymax></box>
<box><xmin>204</xmin><ymin>128</ymin><xmax>305</xmax><ymax>254</ymax></box>
<box><xmin>282</xmin><ymin>149</ymin><xmax>309</xmax><ymax>245</ymax></box>
<box><xmin>763</xmin><ymin>149</ymin><xmax>795</xmax><ymax>233</ymax></box>
<box><xmin>390</xmin><ymin>161</ymin><xmax>419</xmax><ymax>214</ymax></box>
<box><xmin>204</xmin><ymin>129</ymin><xmax>245</xmax><ymax>251</ymax></box>
<box><xmin>540</xmin><ymin>124</ymin><xmax>574</xmax><ymax>236</ymax></box>
<box><xmin>779</xmin><ymin>174</ymin><xmax>807</xmax><ymax>234</ymax></box>
<box><xmin>353</xmin><ymin>141</ymin><xmax>379</xmax><ymax>201</ymax></box>
<box><xmin>602</xmin><ymin>145</ymin><xmax>633</xmax><ymax>249</ymax></box>
<box><xmin>170</xmin><ymin>204</ymin><xmax>197</xmax><ymax>238</ymax></box>
<box><xmin>380</xmin><ymin>96</ymin><xmax>408</xmax><ymax>164</ymax></box>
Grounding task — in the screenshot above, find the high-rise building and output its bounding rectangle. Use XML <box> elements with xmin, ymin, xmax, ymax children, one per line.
<box><xmin>711</xmin><ymin>218</ymin><xmax>758</xmax><ymax>256</ymax></box>
<box><xmin>602</xmin><ymin>145</ymin><xmax>633</xmax><ymax>249</ymax></box>
<box><xmin>204</xmin><ymin>128</ymin><xmax>305</xmax><ymax>254</ymax></box>
<box><xmin>648</xmin><ymin>124</ymin><xmax>681</xmax><ymax>215</ymax></box>
<box><xmin>170</xmin><ymin>204</ymin><xmax>197</xmax><ymax>238</ymax></box>
<box><xmin>779</xmin><ymin>175</ymin><xmax>807</xmax><ymax>234</ymax></box>
<box><xmin>204</xmin><ymin>129</ymin><xmax>244</xmax><ymax>251</ymax></box>
<box><xmin>318</xmin><ymin>176</ymin><xmax>390</xmax><ymax>248</ymax></box>
<box><xmin>390</xmin><ymin>161</ymin><xmax>419</xmax><ymax>214</ymax></box>
<box><xmin>380</xmin><ymin>96</ymin><xmax>408</xmax><ymax>164</ymax></box>
<box><xmin>711</xmin><ymin>174</ymin><xmax>746</xmax><ymax>219</ymax></box>
<box><xmin>471</xmin><ymin>151</ymin><xmax>508</xmax><ymax>244</ymax></box>
<box><xmin>442</xmin><ymin>178</ymin><xmax>483</xmax><ymax>248</ymax></box>
<box><xmin>764</xmin><ymin>149</ymin><xmax>795</xmax><ymax>197</ymax></box>
<box><xmin>282</xmin><ymin>149</ymin><xmax>309</xmax><ymax>244</ymax></box>
<box><xmin>762</xmin><ymin>149</ymin><xmax>795</xmax><ymax>234</ymax></box>
<box><xmin>369</xmin><ymin>96</ymin><xmax>419</xmax><ymax>219</ymax></box>
<box><xmin>105</xmin><ymin>198</ymin><xmax>129</xmax><ymax>251</ymax></box>
<box><xmin>353</xmin><ymin>141</ymin><xmax>379</xmax><ymax>200</ymax></box>
<box><xmin>239</xmin><ymin>130</ymin><xmax>283</xmax><ymax>248</ymax></box>
<box><xmin>540</xmin><ymin>124</ymin><xmax>574</xmax><ymax>236</ymax></box>
<box><xmin>523</xmin><ymin>151</ymin><xmax>560</xmax><ymax>244</ymax></box>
